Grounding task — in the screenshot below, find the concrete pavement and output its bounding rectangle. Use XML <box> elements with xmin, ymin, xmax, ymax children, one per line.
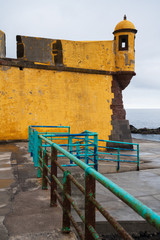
<box><xmin>94</xmin><ymin>139</ymin><xmax>160</xmax><ymax>235</ymax></box>
<box><xmin>0</xmin><ymin>142</ymin><xmax>76</xmax><ymax>240</ymax></box>
<box><xmin>97</xmin><ymin>139</ymin><xmax>160</xmax><ymax>221</ymax></box>
<box><xmin>0</xmin><ymin>146</ymin><xmax>15</xmax><ymax>240</ymax></box>
<box><xmin>0</xmin><ymin>139</ymin><xmax>160</xmax><ymax>239</ymax></box>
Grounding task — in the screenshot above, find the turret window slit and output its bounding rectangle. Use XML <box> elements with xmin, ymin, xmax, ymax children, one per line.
<box><xmin>119</xmin><ymin>35</ymin><xmax>128</xmax><ymax>51</ymax></box>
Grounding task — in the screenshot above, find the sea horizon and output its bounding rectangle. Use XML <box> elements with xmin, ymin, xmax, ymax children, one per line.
<box><xmin>126</xmin><ymin>108</ymin><xmax>160</xmax><ymax>142</ymax></box>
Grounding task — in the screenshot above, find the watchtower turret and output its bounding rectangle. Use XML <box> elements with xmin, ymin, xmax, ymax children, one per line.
<box><xmin>113</xmin><ymin>15</ymin><xmax>137</xmax><ymax>75</ymax></box>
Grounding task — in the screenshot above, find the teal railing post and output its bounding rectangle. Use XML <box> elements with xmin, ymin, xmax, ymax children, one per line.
<box><xmin>85</xmin><ymin>133</ymin><xmax>89</xmax><ymax>165</ymax></box>
<box><xmin>76</xmin><ymin>142</ymin><xmax>80</xmax><ymax>159</ymax></box>
<box><xmin>28</xmin><ymin>126</ymin><xmax>32</xmax><ymax>154</ymax></box>
<box><xmin>67</xmin><ymin>127</ymin><xmax>70</xmax><ymax>151</ymax></box>
<box><xmin>29</xmin><ymin>127</ymin><xmax>34</xmax><ymax>157</ymax></box>
<box><xmin>37</xmin><ymin>137</ymin><xmax>42</xmax><ymax>178</ymax></box>
<box><xmin>94</xmin><ymin>133</ymin><xmax>98</xmax><ymax>171</ymax></box>
<box><xmin>33</xmin><ymin>130</ymin><xmax>39</xmax><ymax>167</ymax></box>
<box><xmin>42</xmin><ymin>151</ymin><xmax>48</xmax><ymax>190</ymax></box>
<box><xmin>45</xmin><ymin>132</ymin><xmax>47</xmax><ymax>151</ymax></box>
<box><xmin>50</xmin><ymin>147</ymin><xmax>58</xmax><ymax>207</ymax></box>
<box><xmin>137</xmin><ymin>144</ymin><xmax>139</xmax><ymax>171</ymax></box>
<box><xmin>117</xmin><ymin>148</ymin><xmax>120</xmax><ymax>172</ymax></box>
<box><xmin>62</xmin><ymin>170</ymin><xmax>71</xmax><ymax>233</ymax></box>
<box><xmin>69</xmin><ymin>136</ymin><xmax>73</xmax><ymax>164</ymax></box>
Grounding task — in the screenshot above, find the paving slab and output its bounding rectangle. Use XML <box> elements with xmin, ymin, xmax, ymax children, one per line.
<box><xmin>94</xmin><ymin>168</ymin><xmax>160</xmax><ymax>222</ymax></box>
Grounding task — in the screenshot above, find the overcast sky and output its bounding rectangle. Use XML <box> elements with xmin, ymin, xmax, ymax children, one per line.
<box><xmin>0</xmin><ymin>0</ymin><xmax>160</xmax><ymax>109</ymax></box>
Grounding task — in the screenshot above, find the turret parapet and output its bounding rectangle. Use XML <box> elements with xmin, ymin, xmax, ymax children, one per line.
<box><xmin>0</xmin><ymin>30</ymin><xmax>6</xmax><ymax>58</ymax></box>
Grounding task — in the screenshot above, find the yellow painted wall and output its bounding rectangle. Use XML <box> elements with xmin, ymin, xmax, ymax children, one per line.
<box><xmin>60</xmin><ymin>40</ymin><xmax>115</xmax><ymax>71</ymax></box>
<box><xmin>53</xmin><ymin>37</ymin><xmax>135</xmax><ymax>72</ymax></box>
<box><xmin>0</xmin><ymin>66</ymin><xmax>113</xmax><ymax>140</ymax></box>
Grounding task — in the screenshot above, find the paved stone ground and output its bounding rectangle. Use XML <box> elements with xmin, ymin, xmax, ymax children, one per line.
<box><xmin>0</xmin><ymin>139</ymin><xmax>160</xmax><ymax>239</ymax></box>
<box><xmin>95</xmin><ymin>139</ymin><xmax>160</xmax><ymax>222</ymax></box>
<box><xmin>98</xmin><ymin>138</ymin><xmax>160</xmax><ymax>174</ymax></box>
<box><xmin>0</xmin><ymin>142</ymin><xmax>76</xmax><ymax>240</ymax></box>
<box><xmin>0</xmin><ymin>145</ymin><xmax>15</xmax><ymax>240</ymax></box>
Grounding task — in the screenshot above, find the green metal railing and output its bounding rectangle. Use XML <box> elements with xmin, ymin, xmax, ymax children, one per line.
<box><xmin>98</xmin><ymin>139</ymin><xmax>139</xmax><ymax>171</ymax></box>
<box><xmin>29</xmin><ymin>126</ymin><xmax>99</xmax><ymax>173</ymax></box>
<box><xmin>34</xmin><ymin>134</ymin><xmax>160</xmax><ymax>240</ymax></box>
<box><xmin>29</xmin><ymin>125</ymin><xmax>70</xmax><ymax>167</ymax></box>
<box><xmin>29</xmin><ymin>126</ymin><xmax>139</xmax><ymax>173</ymax></box>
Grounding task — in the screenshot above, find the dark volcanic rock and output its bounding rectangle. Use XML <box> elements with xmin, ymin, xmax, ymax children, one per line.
<box><xmin>130</xmin><ymin>125</ymin><xmax>160</xmax><ymax>134</ymax></box>
<box><xmin>130</xmin><ymin>125</ymin><xmax>138</xmax><ymax>132</ymax></box>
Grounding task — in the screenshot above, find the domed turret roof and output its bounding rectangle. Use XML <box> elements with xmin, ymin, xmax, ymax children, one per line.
<box><xmin>113</xmin><ymin>15</ymin><xmax>137</xmax><ymax>34</ymax></box>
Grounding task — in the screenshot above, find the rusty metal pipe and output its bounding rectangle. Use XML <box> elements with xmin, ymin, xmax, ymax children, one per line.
<box><xmin>68</xmin><ymin>174</ymin><xmax>85</xmax><ymax>194</ymax></box>
<box><xmin>67</xmin><ymin>212</ymin><xmax>85</xmax><ymax>240</ymax></box>
<box><xmin>54</xmin><ymin>159</ymin><xmax>65</xmax><ymax>172</ymax></box>
<box><xmin>89</xmin><ymin>195</ymin><xmax>133</xmax><ymax>240</ymax></box>
<box><xmin>43</xmin><ymin>162</ymin><xmax>51</xmax><ymax>173</ymax></box>
<box><xmin>52</xmin><ymin>174</ymin><xmax>63</xmax><ymax>191</ymax></box>
<box><xmin>38</xmin><ymin>165</ymin><xmax>43</xmax><ymax>172</ymax></box>
<box><xmin>45</xmin><ymin>175</ymin><xmax>51</xmax><ymax>185</ymax></box>
<box><xmin>54</xmin><ymin>190</ymin><xmax>84</xmax><ymax>240</ymax></box>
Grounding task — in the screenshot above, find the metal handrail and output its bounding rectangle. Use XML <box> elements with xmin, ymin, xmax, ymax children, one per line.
<box><xmin>29</xmin><ymin>126</ymin><xmax>98</xmax><ymax>171</ymax></box>
<box><xmin>38</xmin><ymin>137</ymin><xmax>132</xmax><ymax>239</ymax></box>
<box><xmin>29</xmin><ymin>126</ymin><xmax>140</xmax><ymax>172</ymax></box>
<box><xmin>98</xmin><ymin>139</ymin><xmax>139</xmax><ymax>171</ymax></box>
<box><xmin>39</xmin><ymin>135</ymin><xmax>160</xmax><ymax>231</ymax></box>
<box><xmin>28</xmin><ymin>125</ymin><xmax>71</xmax><ymax>166</ymax></box>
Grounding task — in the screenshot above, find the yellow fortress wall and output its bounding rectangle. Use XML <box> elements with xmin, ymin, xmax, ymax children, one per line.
<box><xmin>0</xmin><ymin>66</ymin><xmax>113</xmax><ymax>140</ymax></box>
<box><xmin>0</xmin><ymin>16</ymin><xmax>137</xmax><ymax>142</ymax></box>
<box><xmin>61</xmin><ymin>40</ymin><xmax>115</xmax><ymax>71</ymax></box>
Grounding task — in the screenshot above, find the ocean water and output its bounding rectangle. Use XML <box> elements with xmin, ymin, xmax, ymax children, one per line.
<box><xmin>126</xmin><ymin>109</ymin><xmax>160</xmax><ymax>142</ymax></box>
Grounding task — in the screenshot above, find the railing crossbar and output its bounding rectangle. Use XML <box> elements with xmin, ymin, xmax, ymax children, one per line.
<box><xmin>98</xmin><ymin>158</ymin><xmax>138</xmax><ymax>163</ymax></box>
